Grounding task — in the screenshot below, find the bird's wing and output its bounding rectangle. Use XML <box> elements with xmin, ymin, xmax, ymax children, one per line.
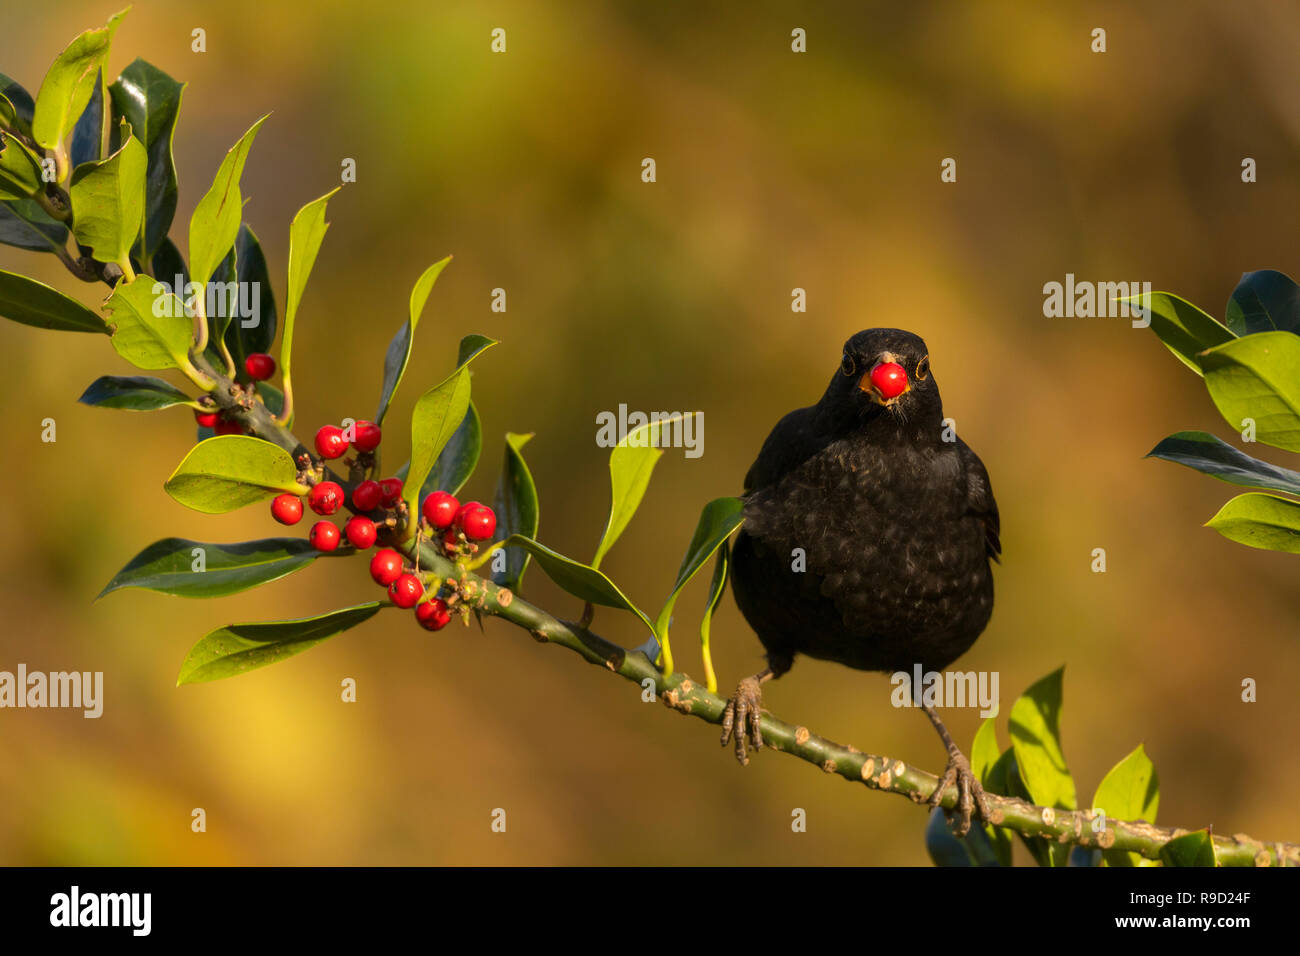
<box><xmin>743</xmin><ymin>405</ymin><xmax>822</xmax><ymax>494</ymax></box>
<box><xmin>958</xmin><ymin>438</ymin><xmax>1001</xmax><ymax>561</ymax></box>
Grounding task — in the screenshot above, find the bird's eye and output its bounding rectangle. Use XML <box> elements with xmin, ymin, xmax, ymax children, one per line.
<box><xmin>916</xmin><ymin>356</ymin><xmax>930</xmax><ymax>381</ymax></box>
<box><xmin>840</xmin><ymin>354</ymin><xmax>856</xmax><ymax>377</ymax></box>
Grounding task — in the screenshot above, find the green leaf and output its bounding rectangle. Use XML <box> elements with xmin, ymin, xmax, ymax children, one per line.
<box><xmin>984</xmin><ymin>747</ymin><xmax>1059</xmax><ymax>867</ymax></box>
<box><xmin>0</xmin><ymin>72</ymin><xmax>36</xmax><ymax>130</ymax></box>
<box><xmin>31</xmin><ymin>9</ymin><xmax>127</xmax><ymax>156</ymax></box>
<box><xmin>108</xmin><ymin>58</ymin><xmax>185</xmax><ymax>261</ymax></box>
<box><xmin>1092</xmin><ymin>744</ymin><xmax>1159</xmax><ymax>868</ymax></box>
<box><xmin>1147</xmin><ymin>431</ymin><xmax>1300</xmax><ymax>497</ymax></box>
<box><xmin>0</xmin><ymin>130</ymin><xmax>45</xmax><ymax>199</ymax></box>
<box><xmin>69</xmin><ymin>68</ymin><xmax>105</xmax><ymax>167</ymax></box>
<box><xmin>187</xmin><ymin>114</ymin><xmax>267</xmax><ymax>286</ymax></box>
<box><xmin>0</xmin><ymin>269</ymin><xmax>107</xmax><ymax>333</ymax></box>
<box><xmin>256</xmin><ymin>380</ymin><xmax>285</xmax><ymax>418</ymax></box>
<box><xmin>925</xmin><ymin>806</ymin><xmax>974</xmax><ymax>867</ymax></box>
<box><xmin>68</xmin><ymin>121</ymin><xmax>146</xmax><ymax>266</ymax></box>
<box><xmin>969</xmin><ymin>721</ymin><xmax>1014</xmax><ymax>866</ymax></box>
<box><xmin>78</xmin><ymin>374</ymin><xmax>192</xmax><ymax>410</ymax></box>
<box><xmin>100</xmin><ymin>537</ymin><xmax>322</xmax><ymax>599</ymax></box>
<box><xmin>698</xmin><ymin>539</ymin><xmax>729</xmax><ymax>694</ymax></box>
<box><xmin>278</xmin><ymin>187</ymin><xmax>338</xmax><ymax>402</ymax></box>
<box><xmin>397</xmin><ymin>401</ymin><xmax>481</xmax><ymax>497</ymax></box>
<box><xmin>403</xmin><ymin>335</ymin><xmax>498</xmax><ymax>519</ymax></box>
<box><xmin>492</xmin><ymin>432</ymin><xmax>540</xmax><ymax>590</ymax></box>
<box><xmin>1205</xmin><ymin>492</ymin><xmax>1300</xmax><ymax>554</ymax></box>
<box><xmin>150</xmin><ymin>235</ymin><xmax>189</xmax><ymax>289</ymax></box>
<box><xmin>1225</xmin><ymin>270</ymin><xmax>1300</xmax><ymax>336</ymax></box>
<box><xmin>1200</xmin><ymin>331</ymin><xmax>1300</xmax><ymax>452</ymax></box>
<box><xmin>1159</xmin><ymin>829</ymin><xmax>1217</xmax><ymax>868</ymax></box>
<box><xmin>654</xmin><ymin>496</ymin><xmax>743</xmax><ymax>637</ymax></box>
<box><xmin>501</xmin><ymin>534</ymin><xmax>655</xmax><ymax>638</ymax></box>
<box><xmin>1009</xmin><ymin>667</ymin><xmax>1076</xmax><ymax>811</ymax></box>
<box><xmin>593</xmin><ymin>412</ymin><xmax>698</xmax><ymax>569</ymax></box>
<box><xmin>456</xmin><ymin>333</ymin><xmax>497</xmax><ymax>367</ymax></box>
<box><xmin>200</xmin><ymin>245</ymin><xmax>237</xmax><ymax>366</ymax></box>
<box><xmin>102</xmin><ymin>274</ymin><xmax>195</xmax><ymax>370</ymax></box>
<box><xmin>375</xmin><ymin>256</ymin><xmax>451</xmax><ymax>426</ymax></box>
<box><xmin>164</xmin><ymin>435</ymin><xmax>309</xmax><ymax>514</ymax></box>
<box><xmin>1133</xmin><ymin>291</ymin><xmax>1235</xmax><ymax>376</ymax></box>
<box><xmin>0</xmin><ymin>199</ymin><xmax>71</xmax><ymax>253</ymax></box>
<box><xmin>177</xmin><ymin>602</ymin><xmax>382</xmax><ymax>684</ymax></box>
<box><xmin>222</xmin><ymin>225</ymin><xmax>277</xmax><ymax>376</ymax></box>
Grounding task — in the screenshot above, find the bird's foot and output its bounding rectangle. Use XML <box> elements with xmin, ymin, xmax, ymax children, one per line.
<box><xmin>927</xmin><ymin>746</ymin><xmax>991</xmax><ymax>838</ymax></box>
<box><xmin>719</xmin><ymin>675</ymin><xmax>766</xmax><ymax>766</ymax></box>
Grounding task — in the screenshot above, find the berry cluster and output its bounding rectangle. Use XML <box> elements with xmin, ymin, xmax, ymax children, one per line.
<box><xmin>264</xmin><ymin>417</ymin><xmax>501</xmax><ymax>633</ymax></box>
<box><xmin>423</xmin><ymin>491</ymin><xmax>497</xmax><ymax>558</ymax></box>
<box><xmin>192</xmin><ymin>352</ymin><xmax>279</xmax><ymax>435</ymax></box>
<box><xmin>269</xmin><ymin>419</ymin><xmax>405</xmax><ymax>555</ymax></box>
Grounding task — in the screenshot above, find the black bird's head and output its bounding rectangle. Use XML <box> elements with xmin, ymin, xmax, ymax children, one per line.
<box><xmin>822</xmin><ymin>328</ymin><xmax>943</xmax><ymax>432</ymax></box>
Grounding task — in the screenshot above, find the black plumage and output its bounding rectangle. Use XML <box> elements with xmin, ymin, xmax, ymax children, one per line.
<box><xmin>723</xmin><ymin>328</ymin><xmax>1000</xmax><ymax>832</ymax></box>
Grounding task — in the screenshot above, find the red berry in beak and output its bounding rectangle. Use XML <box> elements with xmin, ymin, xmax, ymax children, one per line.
<box><xmin>869</xmin><ymin>362</ymin><xmax>908</xmax><ymax>401</ymax></box>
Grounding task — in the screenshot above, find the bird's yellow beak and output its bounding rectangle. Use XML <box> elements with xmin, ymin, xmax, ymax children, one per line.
<box><xmin>859</xmin><ymin>353</ymin><xmax>910</xmax><ymax>405</ymax></box>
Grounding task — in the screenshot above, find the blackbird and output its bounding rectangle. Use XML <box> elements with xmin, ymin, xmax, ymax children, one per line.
<box><xmin>723</xmin><ymin>328</ymin><xmax>1000</xmax><ymax>834</ymax></box>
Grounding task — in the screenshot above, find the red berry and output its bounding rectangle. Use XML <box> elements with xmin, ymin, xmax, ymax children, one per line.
<box><xmin>869</xmin><ymin>361</ymin><xmax>908</xmax><ymax>401</ymax></box>
<box><xmin>422</xmin><ymin>491</ymin><xmax>460</xmax><ymax>529</ymax></box>
<box><xmin>459</xmin><ymin>502</ymin><xmax>497</xmax><ymax>541</ymax></box>
<box><xmin>271</xmin><ymin>493</ymin><xmax>303</xmax><ymax>525</ymax></box>
<box><xmin>244</xmin><ymin>352</ymin><xmax>276</xmax><ymax>381</ymax></box>
<box><xmin>442</xmin><ymin>529</ymin><xmax>461</xmax><ymax>554</ymax></box>
<box><xmin>195</xmin><ymin>409</ymin><xmax>220</xmax><ymax>428</ymax></box>
<box><xmin>214</xmin><ymin>419</ymin><xmax>243</xmax><ymax>436</ymax></box>
<box><xmin>308</xmin><ymin>481</ymin><xmax>344</xmax><ymax>516</ymax></box>
<box><xmin>369</xmin><ymin>548</ymin><xmax>404</xmax><ymax>586</ymax></box>
<box><xmin>352</xmin><ymin>420</ymin><xmax>382</xmax><ymax>453</ymax></box>
<box><xmin>351</xmin><ymin>479</ymin><xmax>383</xmax><ymax>512</ymax></box>
<box><xmin>378</xmin><ymin>477</ymin><xmax>404</xmax><ymax>507</ymax></box>
<box><xmin>314</xmin><ymin>424</ymin><xmax>349</xmax><ymax>460</ymax></box>
<box><xmin>345</xmin><ymin>516</ymin><xmax>377</xmax><ymax>550</ymax></box>
<box><xmin>415</xmin><ymin>598</ymin><xmax>452</xmax><ymax>631</ymax></box>
<box><xmin>388</xmin><ymin>573</ymin><xmax>424</xmax><ymax>608</ymax></box>
<box><xmin>309</xmin><ymin>521</ymin><xmax>340</xmax><ymax>551</ymax></box>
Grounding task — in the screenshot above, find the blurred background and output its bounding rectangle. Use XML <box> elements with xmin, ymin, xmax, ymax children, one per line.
<box><xmin>1</xmin><ymin>0</ymin><xmax>1298</xmax><ymax>865</ymax></box>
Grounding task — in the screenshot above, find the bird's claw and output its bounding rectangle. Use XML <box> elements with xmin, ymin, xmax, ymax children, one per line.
<box><xmin>927</xmin><ymin>747</ymin><xmax>990</xmax><ymax>838</ymax></box>
<box><xmin>720</xmin><ymin>676</ymin><xmax>765</xmax><ymax>766</ymax></box>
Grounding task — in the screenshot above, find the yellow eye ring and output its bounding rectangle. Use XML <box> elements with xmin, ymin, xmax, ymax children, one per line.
<box><xmin>841</xmin><ymin>354</ymin><xmax>856</xmax><ymax>377</ymax></box>
<box><xmin>916</xmin><ymin>356</ymin><xmax>930</xmax><ymax>380</ymax></box>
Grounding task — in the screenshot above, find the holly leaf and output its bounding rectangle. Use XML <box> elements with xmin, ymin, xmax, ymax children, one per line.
<box><xmin>1159</xmin><ymin>830</ymin><xmax>1217</xmax><ymax>868</ymax></box>
<box><xmin>102</xmin><ymin>274</ymin><xmax>194</xmax><ymax>371</ymax></box>
<box><xmin>1225</xmin><ymin>269</ymin><xmax>1300</xmax><ymax>336</ymax></box>
<box><xmin>1200</xmin><ymin>331</ymin><xmax>1300</xmax><ymax>452</ymax></box>
<box><xmin>1092</xmin><ymin>744</ymin><xmax>1160</xmax><ymax>868</ymax></box>
<box><xmin>1132</xmin><ymin>291</ymin><xmax>1235</xmax><ymax>376</ymax></box>
<box><xmin>164</xmin><ymin>435</ymin><xmax>309</xmax><ymax>514</ymax></box>
<box><xmin>1147</xmin><ymin>431</ymin><xmax>1300</xmax><ymax>497</ymax></box>
<box><xmin>222</xmin><ymin>225</ymin><xmax>277</xmax><ymax>376</ymax></box>
<box><xmin>177</xmin><ymin>602</ymin><xmax>383</xmax><ymax>684</ymax></box>
<box><xmin>1009</xmin><ymin>667</ymin><xmax>1076</xmax><ymax>811</ymax></box>
<box><xmin>100</xmin><ymin>537</ymin><xmax>323</xmax><ymax>599</ymax></box>
<box><xmin>375</xmin><ymin>256</ymin><xmax>451</xmax><ymax>426</ymax></box>
<box><xmin>188</xmin><ymin>114</ymin><xmax>267</xmax><ymax>286</ymax></box>
<box><xmin>593</xmin><ymin>412</ymin><xmax>698</xmax><ymax>569</ymax></box>
<box><xmin>31</xmin><ymin>9</ymin><xmax>127</xmax><ymax>156</ymax></box>
<box><xmin>1205</xmin><ymin>492</ymin><xmax>1300</xmax><ymax>554</ymax></box>
<box><xmin>0</xmin><ymin>199</ymin><xmax>71</xmax><ymax>254</ymax></box>
<box><xmin>108</xmin><ymin>58</ymin><xmax>185</xmax><ymax>261</ymax></box>
<box><xmin>492</xmin><ymin>432</ymin><xmax>540</xmax><ymax>590</ymax></box>
<box><xmin>0</xmin><ymin>269</ymin><xmax>107</xmax><ymax>334</ymax></box>
<box><xmin>68</xmin><ymin>121</ymin><xmax>146</xmax><ymax>266</ymax></box>
<box><xmin>78</xmin><ymin>374</ymin><xmax>192</xmax><ymax>410</ymax></box>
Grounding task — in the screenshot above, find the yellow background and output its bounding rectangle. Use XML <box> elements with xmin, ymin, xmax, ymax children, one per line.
<box><xmin>1</xmin><ymin>0</ymin><xmax>1297</xmax><ymax>864</ymax></box>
